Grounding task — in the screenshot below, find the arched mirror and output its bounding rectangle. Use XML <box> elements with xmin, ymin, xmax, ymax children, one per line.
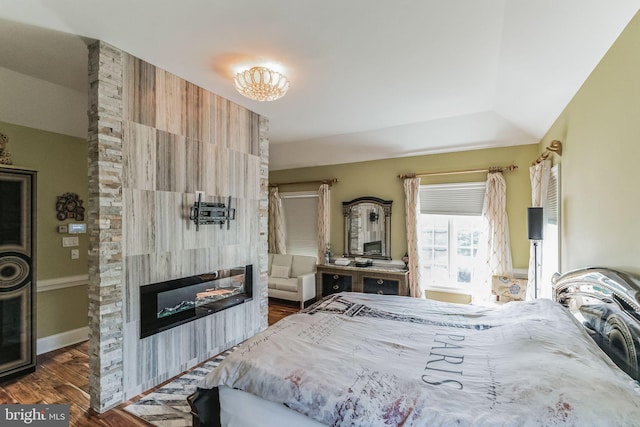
<box><xmin>343</xmin><ymin>197</ymin><xmax>392</xmax><ymax>260</ymax></box>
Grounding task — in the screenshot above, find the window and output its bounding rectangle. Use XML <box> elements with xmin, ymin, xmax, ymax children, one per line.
<box><xmin>418</xmin><ymin>182</ymin><xmax>486</xmax><ymax>290</ymax></box>
<box><xmin>280</xmin><ymin>191</ymin><xmax>318</xmax><ymax>257</ymax></box>
<box><xmin>420</xmin><ymin>215</ymin><xmax>483</xmax><ymax>286</ymax></box>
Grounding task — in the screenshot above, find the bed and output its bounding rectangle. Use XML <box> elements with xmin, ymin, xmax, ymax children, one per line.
<box><xmin>188</xmin><ymin>267</ymin><xmax>640</xmax><ymax>426</ymax></box>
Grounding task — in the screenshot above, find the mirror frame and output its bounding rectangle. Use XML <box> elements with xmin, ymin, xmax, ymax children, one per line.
<box><xmin>342</xmin><ymin>196</ymin><xmax>392</xmax><ymax>260</ymax></box>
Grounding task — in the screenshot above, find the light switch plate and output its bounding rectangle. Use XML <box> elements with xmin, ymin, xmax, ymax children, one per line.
<box><xmin>62</xmin><ymin>236</ymin><xmax>79</xmax><ymax>247</ymax></box>
<box><xmin>71</xmin><ymin>249</ymin><xmax>80</xmax><ymax>259</ymax></box>
<box><xmin>57</xmin><ymin>225</ymin><xmax>68</xmax><ymax>233</ymax></box>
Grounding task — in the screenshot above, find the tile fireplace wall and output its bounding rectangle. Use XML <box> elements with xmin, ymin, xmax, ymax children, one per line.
<box><xmin>87</xmin><ymin>41</ymin><xmax>269</xmax><ymax>412</ymax></box>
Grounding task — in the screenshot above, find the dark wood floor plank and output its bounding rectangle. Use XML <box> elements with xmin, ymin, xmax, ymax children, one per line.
<box><xmin>0</xmin><ymin>300</ymin><xmax>296</xmax><ymax>425</ymax></box>
<box><xmin>39</xmin><ymin>357</ymin><xmax>89</xmax><ymax>392</ymax></box>
<box><xmin>268</xmin><ymin>298</ymin><xmax>300</xmax><ymax>325</ymax></box>
<box><xmin>0</xmin><ymin>381</ymin><xmax>46</xmax><ymax>404</ymax></box>
<box><xmin>92</xmin><ymin>409</ymin><xmax>154</xmax><ymax>427</ymax></box>
<box><xmin>0</xmin><ymin>388</ymin><xmax>17</xmax><ymax>403</ymax></box>
<box><xmin>52</xmin><ymin>383</ymin><xmax>90</xmax><ymax>410</ymax></box>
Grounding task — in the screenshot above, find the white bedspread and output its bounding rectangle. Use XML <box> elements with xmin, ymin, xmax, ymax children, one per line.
<box><xmin>201</xmin><ymin>292</ymin><xmax>640</xmax><ymax>426</ymax></box>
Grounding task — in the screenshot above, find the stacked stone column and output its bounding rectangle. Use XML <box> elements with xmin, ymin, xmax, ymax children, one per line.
<box><xmin>87</xmin><ymin>41</ymin><xmax>125</xmax><ymax>413</ymax></box>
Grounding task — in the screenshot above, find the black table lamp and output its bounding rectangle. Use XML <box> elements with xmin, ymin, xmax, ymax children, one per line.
<box><xmin>527</xmin><ymin>207</ymin><xmax>544</xmax><ymax>299</ymax></box>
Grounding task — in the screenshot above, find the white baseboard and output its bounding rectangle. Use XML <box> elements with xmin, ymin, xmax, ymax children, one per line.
<box><xmin>37</xmin><ymin>326</ymin><xmax>89</xmax><ymax>355</ymax></box>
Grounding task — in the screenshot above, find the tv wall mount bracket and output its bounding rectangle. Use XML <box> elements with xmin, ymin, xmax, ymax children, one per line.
<box><xmin>189</xmin><ymin>194</ymin><xmax>236</xmax><ymax>231</ymax></box>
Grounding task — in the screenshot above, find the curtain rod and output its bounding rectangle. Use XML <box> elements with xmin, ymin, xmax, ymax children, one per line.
<box><xmin>532</xmin><ymin>140</ymin><xmax>562</xmax><ymax>166</ymax></box>
<box><xmin>398</xmin><ymin>164</ymin><xmax>518</xmax><ymax>179</ymax></box>
<box><xmin>269</xmin><ymin>178</ymin><xmax>339</xmax><ymax>187</ymax></box>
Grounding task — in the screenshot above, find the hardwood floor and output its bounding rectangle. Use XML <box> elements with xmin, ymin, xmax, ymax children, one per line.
<box><xmin>0</xmin><ymin>299</ymin><xmax>300</xmax><ymax>426</ymax></box>
<box><xmin>268</xmin><ymin>297</ymin><xmax>302</xmax><ymax>325</ymax></box>
<box><xmin>0</xmin><ymin>340</ymin><xmax>148</xmax><ymax>426</ymax></box>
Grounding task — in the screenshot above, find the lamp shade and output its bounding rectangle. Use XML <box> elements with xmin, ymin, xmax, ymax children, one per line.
<box><xmin>527</xmin><ymin>207</ymin><xmax>544</xmax><ymax>240</ymax></box>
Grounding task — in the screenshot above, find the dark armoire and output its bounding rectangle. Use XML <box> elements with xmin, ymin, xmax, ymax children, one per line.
<box><xmin>0</xmin><ymin>167</ymin><xmax>36</xmax><ymax>381</ymax></box>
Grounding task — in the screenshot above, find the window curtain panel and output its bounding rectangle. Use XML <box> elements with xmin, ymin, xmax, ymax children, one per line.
<box><xmin>317</xmin><ymin>183</ymin><xmax>330</xmax><ymax>263</ymax></box>
<box><xmin>268</xmin><ymin>187</ymin><xmax>286</xmax><ymax>254</ymax></box>
<box><xmin>403</xmin><ymin>177</ymin><xmax>422</xmax><ymax>298</ymax></box>
<box><xmin>482</xmin><ymin>172</ymin><xmax>513</xmax><ymax>300</ymax></box>
<box><xmin>527</xmin><ymin>159</ymin><xmax>551</xmax><ymax>300</ymax></box>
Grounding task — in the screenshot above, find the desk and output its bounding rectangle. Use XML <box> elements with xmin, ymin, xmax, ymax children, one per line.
<box><xmin>316</xmin><ymin>263</ymin><xmax>409</xmax><ymax>297</ymax></box>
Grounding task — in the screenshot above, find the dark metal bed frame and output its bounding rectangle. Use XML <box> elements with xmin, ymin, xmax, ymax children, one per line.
<box><xmin>553</xmin><ymin>267</ymin><xmax>640</xmax><ymax>381</ymax></box>
<box><xmin>188</xmin><ymin>266</ymin><xmax>640</xmax><ymax>427</ymax></box>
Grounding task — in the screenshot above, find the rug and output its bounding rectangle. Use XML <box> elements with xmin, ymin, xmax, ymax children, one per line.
<box><xmin>123</xmin><ymin>348</ymin><xmax>235</xmax><ymax>427</ymax></box>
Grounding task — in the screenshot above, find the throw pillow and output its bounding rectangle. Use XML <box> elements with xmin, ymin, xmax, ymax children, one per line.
<box><xmin>491</xmin><ymin>276</ymin><xmax>526</xmax><ymax>302</ymax></box>
<box><xmin>271</xmin><ymin>265</ymin><xmax>291</xmax><ymax>279</ymax></box>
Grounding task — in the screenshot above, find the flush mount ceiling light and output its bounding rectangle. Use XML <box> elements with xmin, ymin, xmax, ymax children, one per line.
<box><xmin>233</xmin><ymin>66</ymin><xmax>290</xmax><ymax>102</ymax></box>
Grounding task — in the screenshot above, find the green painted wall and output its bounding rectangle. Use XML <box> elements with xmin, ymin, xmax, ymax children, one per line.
<box><xmin>270</xmin><ymin>144</ymin><xmax>538</xmax><ymax>271</ymax></box>
<box><xmin>539</xmin><ymin>11</ymin><xmax>640</xmax><ymax>275</ymax></box>
<box><xmin>0</xmin><ymin>121</ymin><xmax>88</xmax><ymax>338</ymax></box>
<box><xmin>37</xmin><ymin>285</ymin><xmax>88</xmax><ymax>338</ymax></box>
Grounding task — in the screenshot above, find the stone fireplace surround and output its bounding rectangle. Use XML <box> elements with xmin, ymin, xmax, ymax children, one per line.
<box><xmin>87</xmin><ymin>41</ymin><xmax>269</xmax><ymax>413</ymax></box>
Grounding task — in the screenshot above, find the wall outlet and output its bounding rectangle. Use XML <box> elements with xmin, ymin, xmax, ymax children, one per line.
<box><xmin>62</xmin><ymin>236</ymin><xmax>79</xmax><ymax>247</ymax></box>
<box><xmin>71</xmin><ymin>249</ymin><xmax>80</xmax><ymax>259</ymax></box>
<box><xmin>57</xmin><ymin>225</ymin><xmax>68</xmax><ymax>233</ymax></box>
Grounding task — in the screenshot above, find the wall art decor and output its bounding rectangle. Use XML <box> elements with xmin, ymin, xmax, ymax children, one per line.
<box><xmin>56</xmin><ymin>192</ymin><xmax>85</xmax><ymax>221</ymax></box>
<box><xmin>0</xmin><ymin>132</ymin><xmax>12</xmax><ymax>165</ymax></box>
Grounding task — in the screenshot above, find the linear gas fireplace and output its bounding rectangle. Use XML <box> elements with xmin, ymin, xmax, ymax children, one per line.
<box><xmin>140</xmin><ymin>265</ymin><xmax>252</xmax><ymax>338</ymax></box>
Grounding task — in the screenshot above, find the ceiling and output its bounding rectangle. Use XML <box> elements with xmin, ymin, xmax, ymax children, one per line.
<box><xmin>0</xmin><ymin>1</ymin><xmax>638</xmax><ymax>170</ymax></box>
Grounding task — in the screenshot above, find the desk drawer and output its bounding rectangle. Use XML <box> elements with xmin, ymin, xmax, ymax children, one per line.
<box><xmin>362</xmin><ymin>277</ymin><xmax>399</xmax><ymax>295</ymax></box>
<box><xmin>322</xmin><ymin>273</ymin><xmax>352</xmax><ymax>295</ymax></box>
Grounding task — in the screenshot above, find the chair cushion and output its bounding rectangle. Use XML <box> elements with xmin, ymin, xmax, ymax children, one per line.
<box><xmin>271</xmin><ymin>264</ymin><xmax>291</xmax><ymax>279</ymax></box>
<box><xmin>291</xmin><ymin>255</ymin><xmax>317</xmax><ymax>278</ymax></box>
<box><xmin>272</xmin><ymin>254</ymin><xmax>293</xmax><ymax>269</ymax></box>
<box><xmin>272</xmin><ymin>278</ymin><xmax>298</xmax><ymax>292</ymax></box>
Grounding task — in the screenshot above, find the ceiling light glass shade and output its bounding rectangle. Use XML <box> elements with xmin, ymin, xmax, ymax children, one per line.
<box><xmin>233</xmin><ymin>66</ymin><xmax>290</xmax><ymax>102</ymax></box>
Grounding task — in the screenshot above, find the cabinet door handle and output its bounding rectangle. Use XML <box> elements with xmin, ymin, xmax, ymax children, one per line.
<box><xmin>333</xmin><ymin>284</ymin><xmax>340</xmax><ymax>290</ymax></box>
<box><xmin>377</xmin><ymin>290</ymin><xmax>384</xmax><ymax>295</ymax></box>
<box><xmin>377</xmin><ymin>279</ymin><xmax>384</xmax><ymax>285</ymax></box>
<box><xmin>333</xmin><ymin>274</ymin><xmax>339</xmax><ymax>280</ymax></box>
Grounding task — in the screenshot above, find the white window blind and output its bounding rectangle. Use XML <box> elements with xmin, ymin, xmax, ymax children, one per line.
<box><xmin>419</xmin><ymin>182</ymin><xmax>487</xmax><ymax>216</ymax></box>
<box><xmin>281</xmin><ymin>191</ymin><xmax>319</xmax><ymax>257</ymax></box>
<box><xmin>541</xmin><ymin>164</ymin><xmax>560</xmax><ymax>299</ymax></box>
<box><xmin>546</xmin><ymin>166</ymin><xmax>559</xmax><ymax>224</ymax></box>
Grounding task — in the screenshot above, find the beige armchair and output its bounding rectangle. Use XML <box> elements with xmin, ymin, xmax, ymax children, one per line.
<box><xmin>268</xmin><ymin>253</ymin><xmax>317</xmax><ymax>309</ymax></box>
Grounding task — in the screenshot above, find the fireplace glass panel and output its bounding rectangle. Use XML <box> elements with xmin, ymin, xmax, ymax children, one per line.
<box><xmin>140</xmin><ymin>265</ymin><xmax>252</xmax><ymax>338</ymax></box>
<box><xmin>157</xmin><ymin>271</ymin><xmax>245</xmax><ymax>318</ymax></box>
